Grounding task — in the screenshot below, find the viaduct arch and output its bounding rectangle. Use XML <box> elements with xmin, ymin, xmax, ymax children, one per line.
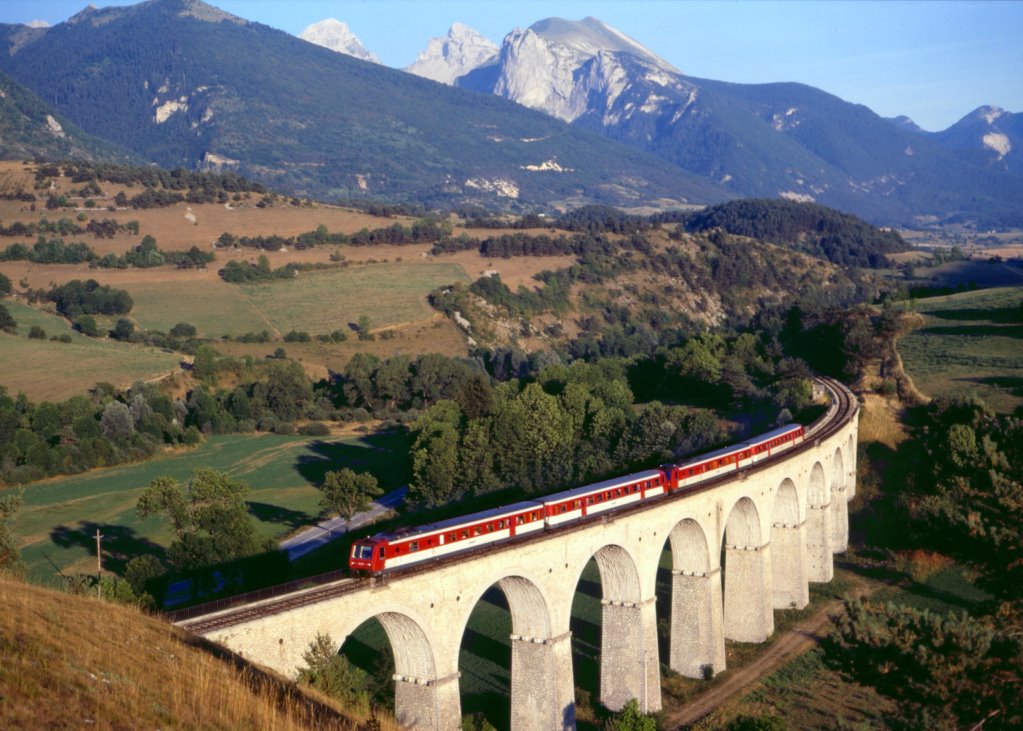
<box><xmin>178</xmin><ymin>380</ymin><xmax>858</xmax><ymax>730</ymax></box>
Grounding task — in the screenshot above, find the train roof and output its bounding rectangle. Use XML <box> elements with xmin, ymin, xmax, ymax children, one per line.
<box><xmin>366</xmin><ymin>500</ymin><xmax>543</xmax><ymax>542</ymax></box>
<box><xmin>540</xmin><ymin>469</ymin><xmax>664</xmax><ymax>504</ymax></box>
<box><xmin>742</xmin><ymin>423</ymin><xmax>803</xmax><ymax>447</ymax></box>
<box><xmin>677</xmin><ymin>443</ymin><xmax>746</xmax><ymax>467</ymax></box>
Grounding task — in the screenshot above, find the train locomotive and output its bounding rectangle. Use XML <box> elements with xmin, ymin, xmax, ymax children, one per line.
<box><xmin>349</xmin><ymin>423</ymin><xmax>805</xmax><ymax>573</ymax></box>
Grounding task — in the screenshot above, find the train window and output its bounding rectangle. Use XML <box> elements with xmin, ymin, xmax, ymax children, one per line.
<box><xmin>473</xmin><ymin>527</ymin><xmax>482</xmax><ymax>536</ymax></box>
<box><xmin>410</xmin><ymin>541</ymin><xmax>419</xmax><ymax>552</ymax></box>
<box><xmin>574</xmin><ymin>500</ymin><xmax>581</xmax><ymax>509</ymax></box>
<box><xmin>597</xmin><ymin>494</ymin><xmax>604</xmax><ymax>502</ymax></box>
<box><xmin>461</xmin><ymin>530</ymin><xmax>469</xmax><ymax>539</ymax></box>
<box><xmin>560</xmin><ymin>504</ymin><xmax>568</xmax><ymax>513</ymax></box>
<box><xmin>515</xmin><ymin>516</ymin><xmax>524</xmax><ymax>525</ymax></box>
<box><xmin>497</xmin><ymin>520</ymin><xmax>505</xmax><ymax>529</ymax></box>
<box><xmin>378</xmin><ymin>548</ymin><xmax>385</xmax><ymax>559</ymax></box>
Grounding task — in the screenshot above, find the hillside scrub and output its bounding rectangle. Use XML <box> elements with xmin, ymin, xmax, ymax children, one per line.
<box><xmin>0</xmin><ymin>577</ymin><xmax>373</xmax><ymax>730</ymax></box>
<box><xmin>677</xmin><ymin>198</ymin><xmax>910</xmax><ymax>267</ymax></box>
<box><xmin>821</xmin><ymin>397</ymin><xmax>1023</xmax><ymax>730</ymax></box>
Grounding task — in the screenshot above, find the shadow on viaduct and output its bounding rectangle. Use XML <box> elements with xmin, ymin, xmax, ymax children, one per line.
<box><xmin>182</xmin><ymin>385</ymin><xmax>858</xmax><ymax>730</ymax></box>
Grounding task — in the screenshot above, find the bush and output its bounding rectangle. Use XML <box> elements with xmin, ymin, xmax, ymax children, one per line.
<box><xmin>27</xmin><ymin>325</ymin><xmax>46</xmax><ymax>339</ymax></box>
<box><xmin>283</xmin><ymin>330</ymin><xmax>311</xmax><ymax>342</ymax></box>
<box><xmin>0</xmin><ymin>303</ymin><xmax>16</xmax><ymax>333</ymax></box>
<box><xmin>272</xmin><ymin>422</ymin><xmax>296</xmax><ymax>435</ymax></box>
<box><xmin>170</xmin><ymin>322</ymin><xmax>197</xmax><ymax>338</ymax></box>
<box><xmin>74</xmin><ymin>314</ymin><xmax>100</xmax><ymax>337</ymax></box>
<box><xmin>299</xmin><ymin>422</ymin><xmax>331</xmax><ymax>436</ymax></box>
<box><xmin>182</xmin><ymin>425</ymin><xmax>203</xmax><ymax>446</ymax></box>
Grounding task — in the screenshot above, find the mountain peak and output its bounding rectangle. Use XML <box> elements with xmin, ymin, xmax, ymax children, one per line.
<box><xmin>67</xmin><ymin>0</ymin><xmax>244</xmax><ymax>27</ymax></box>
<box><xmin>526</xmin><ymin>16</ymin><xmax>678</xmax><ymax>73</ymax></box>
<box><xmin>406</xmin><ymin>23</ymin><xmax>498</xmax><ymax>85</ymax></box>
<box><xmin>299</xmin><ymin>18</ymin><xmax>379</xmax><ymax>63</ymax></box>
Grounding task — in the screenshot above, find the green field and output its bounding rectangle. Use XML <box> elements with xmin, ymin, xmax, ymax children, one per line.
<box><xmin>128</xmin><ymin>279</ymin><xmax>269</xmax><ymax>337</ymax></box>
<box><xmin>11</xmin><ymin>431</ymin><xmax>410</xmax><ymax>587</ymax></box>
<box><xmin>897</xmin><ymin>286</ymin><xmax>1023</xmax><ymax>413</ymax></box>
<box><xmin>0</xmin><ymin>300</ymin><xmax>182</xmax><ymax>401</ymax></box>
<box><xmin>240</xmin><ymin>262</ymin><xmax>470</xmax><ymax>335</ymax></box>
<box><xmin>120</xmin><ymin>262</ymin><xmax>469</xmax><ymax>338</ymax></box>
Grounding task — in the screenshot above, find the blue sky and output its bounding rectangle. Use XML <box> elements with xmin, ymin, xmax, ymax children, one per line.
<box><xmin>7</xmin><ymin>1</ymin><xmax>1022</xmax><ymax>131</ymax></box>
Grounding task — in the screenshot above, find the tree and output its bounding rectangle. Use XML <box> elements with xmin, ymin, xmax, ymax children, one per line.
<box><xmin>112</xmin><ymin>318</ymin><xmax>134</xmax><ymax>341</ymax></box>
<box><xmin>0</xmin><ymin>492</ymin><xmax>25</xmax><ymax>578</ymax></box>
<box><xmin>605</xmin><ymin>699</ymin><xmax>656</xmax><ymax>731</ymax></box>
<box><xmin>0</xmin><ymin>303</ymin><xmax>16</xmax><ymax>333</ymax></box>
<box><xmin>0</xmin><ymin>271</ymin><xmax>11</xmax><ymax>296</ymax></box>
<box><xmin>100</xmin><ymin>401</ymin><xmax>134</xmax><ymax>444</ymax></box>
<box><xmin>319</xmin><ymin>468</ymin><xmax>382</xmax><ymax>529</ymax></box>
<box><xmin>409</xmin><ymin>401</ymin><xmax>462</xmax><ymax>506</ymax></box>
<box><xmin>191</xmin><ymin>344</ymin><xmax>217</xmax><ymax>382</ymax></box>
<box><xmin>136</xmin><ymin>468</ymin><xmax>260</xmax><ymax>571</ymax></box>
<box><xmin>296</xmin><ymin>632</ymin><xmax>369</xmax><ymax>711</ymax></box>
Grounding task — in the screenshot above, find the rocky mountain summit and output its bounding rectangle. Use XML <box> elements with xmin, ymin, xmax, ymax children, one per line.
<box><xmin>299</xmin><ymin>18</ymin><xmax>378</xmax><ymax>63</ymax></box>
<box><xmin>405</xmin><ymin>23</ymin><xmax>497</xmax><ymax>85</ymax></box>
<box><xmin>929</xmin><ymin>105</ymin><xmax>1021</xmax><ymax>173</ymax></box>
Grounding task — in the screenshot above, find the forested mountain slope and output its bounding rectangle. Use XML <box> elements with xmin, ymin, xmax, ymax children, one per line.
<box><xmin>0</xmin><ymin>70</ymin><xmax>136</xmax><ymax>163</ymax></box>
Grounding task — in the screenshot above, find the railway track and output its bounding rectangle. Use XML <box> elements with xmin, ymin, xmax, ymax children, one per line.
<box><xmin>173</xmin><ymin>377</ymin><xmax>858</xmax><ymax>634</ymax></box>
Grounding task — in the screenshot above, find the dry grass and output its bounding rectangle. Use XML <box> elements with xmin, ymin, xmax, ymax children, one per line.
<box><xmin>858</xmin><ymin>393</ymin><xmax>910</xmax><ymax>450</ymax></box>
<box><xmin>0</xmin><ymin>576</ymin><xmax>401</xmax><ymax>730</ymax></box>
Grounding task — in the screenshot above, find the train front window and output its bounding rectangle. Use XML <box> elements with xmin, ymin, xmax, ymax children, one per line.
<box><xmin>352</xmin><ymin>545</ymin><xmax>374</xmax><ymax>560</ymax></box>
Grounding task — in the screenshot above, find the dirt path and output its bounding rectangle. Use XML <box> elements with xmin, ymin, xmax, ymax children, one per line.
<box><xmin>663</xmin><ymin>580</ymin><xmax>869</xmax><ymax>730</ymax></box>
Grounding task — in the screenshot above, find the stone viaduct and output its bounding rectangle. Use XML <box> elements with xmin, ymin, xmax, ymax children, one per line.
<box><xmin>179</xmin><ymin>380</ymin><xmax>858</xmax><ymax>730</ymax></box>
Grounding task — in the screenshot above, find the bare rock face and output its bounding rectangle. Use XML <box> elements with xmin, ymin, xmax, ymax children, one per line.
<box><xmin>467</xmin><ymin>16</ymin><xmax>683</xmax><ymax>124</ymax></box>
<box><xmin>299</xmin><ymin>18</ymin><xmax>378</xmax><ymax>63</ymax></box>
<box><xmin>405</xmin><ymin>23</ymin><xmax>498</xmax><ymax>85</ymax></box>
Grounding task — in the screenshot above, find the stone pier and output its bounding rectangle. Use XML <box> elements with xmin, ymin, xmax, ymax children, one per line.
<box><xmin>771</xmin><ymin>523</ymin><xmax>809</xmax><ymax>609</ymax></box>
<box><xmin>600</xmin><ymin>597</ymin><xmax>661</xmax><ymax>713</ymax></box>
<box><xmin>394</xmin><ymin>671</ymin><xmax>461</xmax><ymax>731</ymax></box>
<box><xmin>669</xmin><ymin>568</ymin><xmax>726</xmax><ymax>678</ymax></box>
<box><xmin>723</xmin><ymin>542</ymin><xmax>774</xmax><ymax>643</ymax></box>
<box><xmin>510</xmin><ymin>632</ymin><xmax>575</xmax><ymax>730</ymax></box>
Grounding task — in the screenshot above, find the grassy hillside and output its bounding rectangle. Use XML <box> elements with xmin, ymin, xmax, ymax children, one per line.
<box><xmin>0</xmin><ymin>576</ymin><xmax>382</xmax><ymax>730</ymax></box>
<box><xmin>0</xmin><ymin>299</ymin><xmax>181</xmax><ymax>401</ymax></box>
<box><xmin>897</xmin><ymin>286</ymin><xmax>1023</xmax><ymax>413</ymax></box>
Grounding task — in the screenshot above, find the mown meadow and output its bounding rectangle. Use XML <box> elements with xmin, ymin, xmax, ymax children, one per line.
<box><xmin>15</xmin><ymin>430</ymin><xmax>409</xmax><ymax>587</ymax></box>
<box><xmin>897</xmin><ymin>286</ymin><xmax>1023</xmax><ymax>412</ymax></box>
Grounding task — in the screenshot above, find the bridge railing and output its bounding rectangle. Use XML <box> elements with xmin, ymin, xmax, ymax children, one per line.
<box><xmin>165</xmin><ymin>567</ymin><xmax>353</xmax><ymax>623</ymax></box>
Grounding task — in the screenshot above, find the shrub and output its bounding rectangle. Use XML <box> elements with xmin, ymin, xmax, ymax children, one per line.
<box><xmin>74</xmin><ymin>314</ymin><xmax>100</xmax><ymax>337</ymax></box>
<box><xmin>299</xmin><ymin>422</ymin><xmax>331</xmax><ymax>436</ymax></box>
<box><xmin>170</xmin><ymin>322</ymin><xmax>197</xmax><ymax>338</ymax></box>
<box><xmin>27</xmin><ymin>325</ymin><xmax>46</xmax><ymax>339</ymax></box>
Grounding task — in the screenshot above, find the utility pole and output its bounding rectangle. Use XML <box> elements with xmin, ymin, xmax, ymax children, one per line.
<box><xmin>95</xmin><ymin>528</ymin><xmax>103</xmax><ymax>599</ymax></box>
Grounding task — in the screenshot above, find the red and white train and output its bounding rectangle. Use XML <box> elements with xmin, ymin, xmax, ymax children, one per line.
<box><xmin>349</xmin><ymin>423</ymin><xmax>805</xmax><ymax>573</ymax></box>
